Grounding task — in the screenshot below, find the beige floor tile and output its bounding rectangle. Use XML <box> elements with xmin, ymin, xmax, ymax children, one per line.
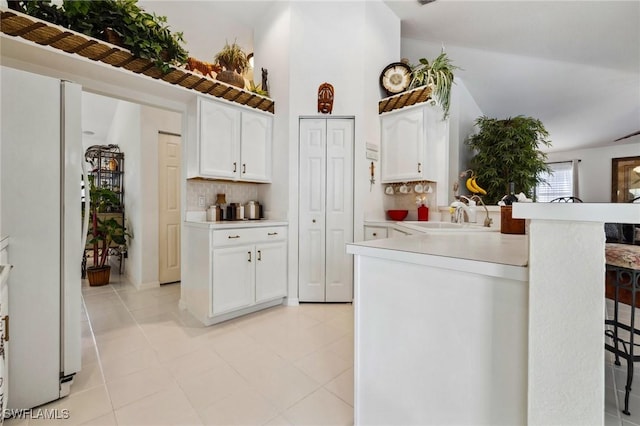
<box><xmin>252</xmin><ymin>365</ymin><xmax>320</xmax><ymax>410</ymax></box>
<box><xmin>95</xmin><ymin>328</ymin><xmax>151</xmax><ymax>362</ymax></box>
<box><xmin>227</xmin><ymin>346</ymin><xmax>289</xmax><ymax>383</ymax></box>
<box><xmin>162</xmin><ymin>347</ymin><xmax>226</xmax><ymax>381</ymax></box>
<box><xmin>3</xmin><ymin>418</ymin><xmax>29</xmax><ymax>426</ymax></box>
<box><xmin>205</xmin><ymin>328</ymin><xmax>267</xmax><ymax>362</ymax></box>
<box><xmin>29</xmin><ymin>386</ymin><xmax>113</xmax><ymax>426</ymax></box>
<box><xmin>71</xmin><ymin>361</ymin><xmax>105</xmax><ymax>394</ymax></box>
<box><xmin>177</xmin><ymin>364</ymin><xmax>251</xmax><ymax>409</ymax></box>
<box><xmin>324</xmin><ymin>368</ymin><xmax>354</xmax><ymax>407</ymax></box>
<box><xmin>79</xmin><ymin>412</ymin><xmax>117</xmax><ymax>426</ymax></box>
<box><xmin>197</xmin><ymin>388</ymin><xmax>279</xmax><ymax>426</ymax></box>
<box><xmin>325</xmin><ymin>334</ymin><xmax>354</xmax><ymax>364</ymax></box>
<box><xmin>263</xmin><ymin>415</ymin><xmax>293</xmax><ymax>426</ymax></box>
<box><xmin>114</xmin><ymin>385</ymin><xmax>203</xmax><ymax>426</ymax></box>
<box><xmin>294</xmin><ymin>349</ymin><xmax>352</xmax><ymax>385</ymax></box>
<box><xmin>106</xmin><ymin>366</ymin><xmax>176</xmax><ymax>409</ymax></box>
<box><xmin>284</xmin><ymin>387</ymin><xmax>354</xmax><ymax>426</ymax></box>
<box><xmin>100</xmin><ymin>347</ymin><xmax>161</xmax><ymax>382</ymax></box>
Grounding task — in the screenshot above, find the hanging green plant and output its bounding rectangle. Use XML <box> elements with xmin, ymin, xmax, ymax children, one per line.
<box><xmin>409</xmin><ymin>49</ymin><xmax>460</xmax><ymax>120</ymax></box>
<box><xmin>466</xmin><ymin>115</ymin><xmax>553</xmax><ymax>204</ymax></box>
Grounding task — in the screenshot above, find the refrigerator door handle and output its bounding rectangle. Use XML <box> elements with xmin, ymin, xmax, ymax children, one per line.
<box><xmin>81</xmin><ymin>158</ymin><xmax>90</xmax><ymax>251</ymax></box>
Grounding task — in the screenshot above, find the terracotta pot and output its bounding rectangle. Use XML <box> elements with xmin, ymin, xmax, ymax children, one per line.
<box><xmin>216</xmin><ymin>70</ymin><xmax>245</xmax><ymax>89</ymax></box>
<box><xmin>87</xmin><ymin>265</ymin><xmax>111</xmax><ymax>286</ymax></box>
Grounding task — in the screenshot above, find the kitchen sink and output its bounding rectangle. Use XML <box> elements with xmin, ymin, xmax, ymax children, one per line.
<box><xmin>395</xmin><ymin>221</ymin><xmax>497</xmax><ymax>234</ymax></box>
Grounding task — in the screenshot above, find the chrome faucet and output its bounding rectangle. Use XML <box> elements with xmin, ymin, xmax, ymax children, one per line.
<box><xmin>450</xmin><ymin>196</ymin><xmax>477</xmax><ymax>224</ymax></box>
<box><xmin>470</xmin><ymin>195</ymin><xmax>493</xmax><ymax>227</ymax></box>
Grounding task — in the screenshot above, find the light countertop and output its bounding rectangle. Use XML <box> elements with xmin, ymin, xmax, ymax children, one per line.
<box><xmin>347</xmin><ymin>232</ymin><xmax>528</xmax><ymax>281</ymax></box>
<box><xmin>185</xmin><ymin>220</ymin><xmax>288</xmax><ymax>229</ymax></box>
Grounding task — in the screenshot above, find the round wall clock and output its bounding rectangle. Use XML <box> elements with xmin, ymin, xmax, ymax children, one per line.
<box><xmin>380</xmin><ymin>62</ymin><xmax>412</xmax><ymax>96</ymax></box>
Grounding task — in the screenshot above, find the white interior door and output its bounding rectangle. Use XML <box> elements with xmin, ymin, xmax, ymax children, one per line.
<box><xmin>158</xmin><ymin>132</ymin><xmax>181</xmax><ymax>284</ymax></box>
<box><xmin>325</xmin><ymin>119</ymin><xmax>354</xmax><ymax>302</ymax></box>
<box><xmin>298</xmin><ymin>118</ymin><xmax>354</xmax><ymax>302</ymax></box>
<box><xmin>299</xmin><ymin>119</ymin><xmax>327</xmax><ymax>302</ymax></box>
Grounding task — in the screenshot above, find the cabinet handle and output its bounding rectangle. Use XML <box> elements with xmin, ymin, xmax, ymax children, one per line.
<box><xmin>418</xmin><ymin>162</ymin><xmax>422</xmax><ymax>173</ymax></box>
<box><xmin>248</xmin><ymin>251</ymin><xmax>252</xmax><ymax>262</ymax></box>
<box><xmin>233</xmin><ymin>162</ymin><xmax>237</xmax><ymax>173</ymax></box>
<box><xmin>2</xmin><ymin>315</ymin><xmax>9</xmax><ymax>342</ymax></box>
<box><xmin>257</xmin><ymin>250</ymin><xmax>262</xmax><ymax>261</ymax></box>
<box><xmin>242</xmin><ymin>163</ymin><xmax>246</xmax><ymax>174</ymax></box>
<box><xmin>228</xmin><ymin>235</ymin><xmax>240</xmax><ymax>239</ymax></box>
<box><xmin>267</xmin><ymin>232</ymin><xmax>278</xmax><ymax>236</ymax></box>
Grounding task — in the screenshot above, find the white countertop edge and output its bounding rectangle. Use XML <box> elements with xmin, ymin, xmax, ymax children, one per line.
<box><xmin>347</xmin><ymin>243</ymin><xmax>528</xmax><ymax>282</ymax></box>
<box><xmin>185</xmin><ymin>220</ymin><xmax>288</xmax><ymax>229</ymax></box>
<box><xmin>513</xmin><ymin>203</ymin><xmax>640</xmax><ymax>223</ymax></box>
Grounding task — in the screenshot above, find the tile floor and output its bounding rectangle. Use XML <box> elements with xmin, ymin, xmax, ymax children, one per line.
<box><xmin>6</xmin><ymin>274</ymin><xmax>354</xmax><ymax>425</ymax></box>
<box><xmin>4</xmin><ymin>274</ymin><xmax>639</xmax><ymax>425</ymax></box>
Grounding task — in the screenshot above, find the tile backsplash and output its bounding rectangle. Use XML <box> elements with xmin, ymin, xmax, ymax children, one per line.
<box><xmin>187</xmin><ymin>179</ymin><xmax>258</xmax><ymax>211</ymax></box>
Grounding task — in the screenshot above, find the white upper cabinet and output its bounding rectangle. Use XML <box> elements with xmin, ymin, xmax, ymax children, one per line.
<box><xmin>188</xmin><ymin>97</ymin><xmax>272</xmax><ymax>182</ymax></box>
<box><xmin>199</xmin><ymin>98</ymin><xmax>241</xmax><ymax>179</ymax></box>
<box><xmin>240</xmin><ymin>110</ymin><xmax>272</xmax><ymax>182</ymax></box>
<box><xmin>380</xmin><ymin>103</ymin><xmax>448</xmax><ymax>183</ymax></box>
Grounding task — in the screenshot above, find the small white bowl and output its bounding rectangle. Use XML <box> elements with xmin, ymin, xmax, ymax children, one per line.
<box><xmin>399</xmin><ymin>184</ymin><xmax>409</xmax><ymax>194</ymax></box>
<box><xmin>385</xmin><ymin>186</ymin><xmax>394</xmax><ymax>195</ymax></box>
<box><xmin>414</xmin><ymin>183</ymin><xmax>424</xmax><ymax>193</ymax></box>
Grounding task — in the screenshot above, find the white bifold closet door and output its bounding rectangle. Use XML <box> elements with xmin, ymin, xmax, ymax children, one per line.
<box><xmin>299</xmin><ymin>117</ymin><xmax>354</xmax><ymax>302</ymax></box>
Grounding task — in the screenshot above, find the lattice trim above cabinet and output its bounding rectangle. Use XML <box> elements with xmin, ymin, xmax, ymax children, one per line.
<box><xmin>0</xmin><ymin>10</ymin><xmax>275</xmax><ymax>114</ymax></box>
<box><xmin>378</xmin><ymin>86</ymin><xmax>433</xmax><ymax>114</ymax></box>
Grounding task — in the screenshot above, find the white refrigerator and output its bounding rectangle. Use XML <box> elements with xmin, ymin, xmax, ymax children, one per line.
<box><xmin>0</xmin><ymin>66</ymin><xmax>85</xmax><ymax>409</ymax></box>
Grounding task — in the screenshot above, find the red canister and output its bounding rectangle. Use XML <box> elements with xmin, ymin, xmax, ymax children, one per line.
<box><xmin>417</xmin><ymin>205</ymin><xmax>429</xmax><ymax>221</ymax></box>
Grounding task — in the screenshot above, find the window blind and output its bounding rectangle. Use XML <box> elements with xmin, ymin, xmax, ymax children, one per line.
<box><xmin>536</xmin><ymin>160</ymin><xmax>578</xmax><ymax>202</ymax></box>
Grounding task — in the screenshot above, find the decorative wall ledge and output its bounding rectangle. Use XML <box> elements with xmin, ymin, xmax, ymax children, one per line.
<box><xmin>0</xmin><ymin>9</ymin><xmax>274</xmax><ymax>114</ymax></box>
<box><xmin>378</xmin><ymin>86</ymin><xmax>432</xmax><ymax>114</ymax></box>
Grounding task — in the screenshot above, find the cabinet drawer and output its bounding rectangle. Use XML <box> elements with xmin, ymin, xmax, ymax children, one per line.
<box><xmin>364</xmin><ymin>226</ymin><xmax>388</xmax><ymax>241</ymax></box>
<box><xmin>212</xmin><ymin>226</ymin><xmax>287</xmax><ymax>247</ymax></box>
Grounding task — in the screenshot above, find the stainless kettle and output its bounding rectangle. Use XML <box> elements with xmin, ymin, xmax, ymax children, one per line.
<box><xmin>245</xmin><ymin>201</ymin><xmax>260</xmax><ymax>220</ymax></box>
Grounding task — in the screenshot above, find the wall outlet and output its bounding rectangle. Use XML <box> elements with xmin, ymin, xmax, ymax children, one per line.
<box><xmin>198</xmin><ymin>195</ymin><xmax>205</xmax><ymax>207</ymax></box>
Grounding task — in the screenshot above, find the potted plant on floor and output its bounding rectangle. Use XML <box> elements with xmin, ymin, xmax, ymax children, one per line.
<box><xmin>466</xmin><ymin>115</ymin><xmax>552</xmax><ymax>204</ymax></box>
<box><xmin>214</xmin><ymin>40</ymin><xmax>250</xmax><ymax>89</ymax></box>
<box><xmin>86</xmin><ymin>177</ymin><xmax>130</xmax><ymax>286</ymax></box>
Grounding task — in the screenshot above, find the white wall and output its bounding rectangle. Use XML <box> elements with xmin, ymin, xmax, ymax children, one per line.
<box><xmin>140</xmin><ymin>106</ymin><xmax>182</xmax><ymax>287</ymax></box>
<box><xmin>546</xmin><ymin>139</ymin><xmax>640</xmax><ymax>202</ymax></box>
<box><xmin>105</xmin><ymin>101</ymin><xmax>142</xmax><ymax>286</ymax></box>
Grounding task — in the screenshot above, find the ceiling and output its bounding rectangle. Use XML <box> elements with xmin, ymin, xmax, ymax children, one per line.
<box><xmin>83</xmin><ymin>0</ymin><xmax>640</xmax><ymax>153</ymax></box>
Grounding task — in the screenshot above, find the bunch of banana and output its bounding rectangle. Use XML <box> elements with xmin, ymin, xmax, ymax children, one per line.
<box><xmin>459</xmin><ymin>169</ymin><xmax>488</xmax><ymax>195</ymax></box>
<box><xmin>464</xmin><ymin>174</ymin><xmax>488</xmax><ymax>195</ymax></box>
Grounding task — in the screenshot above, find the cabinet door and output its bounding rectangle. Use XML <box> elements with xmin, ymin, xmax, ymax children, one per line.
<box><xmin>364</xmin><ymin>226</ymin><xmax>388</xmax><ymax>241</ymax></box>
<box><xmin>212</xmin><ymin>246</ymin><xmax>254</xmax><ymax>315</ymax></box>
<box><xmin>380</xmin><ymin>107</ymin><xmax>425</xmax><ymax>182</ymax></box>
<box><xmin>199</xmin><ymin>98</ymin><xmax>241</xmax><ymax>179</ymax></box>
<box><xmin>255</xmin><ymin>241</ymin><xmax>287</xmax><ymax>303</ymax></box>
<box><xmin>240</xmin><ymin>110</ymin><xmax>272</xmax><ymax>182</ymax></box>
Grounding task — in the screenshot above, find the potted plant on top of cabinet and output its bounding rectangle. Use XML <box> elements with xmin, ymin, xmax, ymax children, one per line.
<box><xmin>466</xmin><ymin>115</ymin><xmax>552</xmax><ymax>204</ymax></box>
<box><xmin>86</xmin><ymin>176</ymin><xmax>130</xmax><ymax>286</ymax></box>
<box><xmin>409</xmin><ymin>49</ymin><xmax>460</xmax><ymax>120</ymax></box>
<box><xmin>214</xmin><ymin>40</ymin><xmax>250</xmax><ymax>89</ymax></box>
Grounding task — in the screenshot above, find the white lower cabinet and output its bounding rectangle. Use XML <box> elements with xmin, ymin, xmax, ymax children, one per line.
<box><xmin>364</xmin><ymin>226</ymin><xmax>388</xmax><ymax>241</ymax></box>
<box><xmin>182</xmin><ymin>224</ymin><xmax>287</xmax><ymax>325</ymax></box>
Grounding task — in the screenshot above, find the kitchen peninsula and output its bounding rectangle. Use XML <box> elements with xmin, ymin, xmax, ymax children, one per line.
<box><xmin>347</xmin><ymin>232</ymin><xmax>529</xmax><ymax>425</ymax></box>
<box><xmin>349</xmin><ymin>203</ymin><xmax>640</xmax><ymax>425</ymax></box>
